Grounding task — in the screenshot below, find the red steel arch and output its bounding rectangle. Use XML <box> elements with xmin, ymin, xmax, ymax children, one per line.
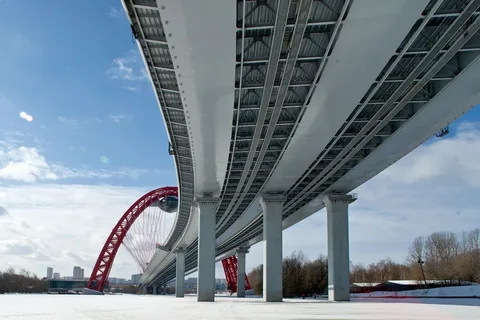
<box><xmin>86</xmin><ymin>186</ymin><xmax>178</xmax><ymax>292</ymax></box>
<box><xmin>222</xmin><ymin>255</ymin><xmax>252</xmax><ymax>293</ymax></box>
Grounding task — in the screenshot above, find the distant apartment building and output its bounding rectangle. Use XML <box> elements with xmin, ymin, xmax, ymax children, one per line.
<box><xmin>53</xmin><ymin>272</ymin><xmax>60</xmax><ymax>279</ymax></box>
<box><xmin>108</xmin><ymin>277</ymin><xmax>129</xmax><ymax>284</ymax></box>
<box><xmin>131</xmin><ymin>273</ymin><xmax>142</xmax><ymax>285</ymax></box>
<box><xmin>73</xmin><ymin>266</ymin><xmax>84</xmax><ymax>279</ymax></box>
<box><xmin>47</xmin><ymin>267</ymin><xmax>53</xmax><ymax>279</ymax></box>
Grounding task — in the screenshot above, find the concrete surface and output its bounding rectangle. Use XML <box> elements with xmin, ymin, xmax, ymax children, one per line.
<box><xmin>0</xmin><ymin>294</ymin><xmax>478</xmax><ymax>320</ymax></box>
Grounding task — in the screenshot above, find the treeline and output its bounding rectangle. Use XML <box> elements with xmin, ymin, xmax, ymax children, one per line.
<box><xmin>247</xmin><ymin>228</ymin><xmax>480</xmax><ymax>297</ymax></box>
<box><xmin>0</xmin><ymin>268</ymin><xmax>47</xmax><ymax>294</ymax></box>
<box><xmin>352</xmin><ymin>229</ymin><xmax>480</xmax><ymax>283</ymax></box>
<box><xmin>248</xmin><ymin>252</ymin><xmax>328</xmax><ymax>297</ymax></box>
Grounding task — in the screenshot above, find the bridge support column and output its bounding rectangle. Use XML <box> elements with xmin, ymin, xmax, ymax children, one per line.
<box><xmin>175</xmin><ymin>248</ymin><xmax>185</xmax><ymax>298</ymax></box>
<box><xmin>195</xmin><ymin>197</ymin><xmax>219</xmax><ymax>302</ymax></box>
<box><xmin>260</xmin><ymin>194</ymin><xmax>286</xmax><ymax>302</ymax></box>
<box><xmin>153</xmin><ymin>286</ymin><xmax>157</xmax><ymax>295</ymax></box>
<box><xmin>142</xmin><ymin>286</ymin><xmax>147</xmax><ymax>295</ymax></box>
<box><xmin>236</xmin><ymin>246</ymin><xmax>249</xmax><ymax>298</ymax></box>
<box><xmin>323</xmin><ymin>194</ymin><xmax>356</xmax><ymax>302</ymax></box>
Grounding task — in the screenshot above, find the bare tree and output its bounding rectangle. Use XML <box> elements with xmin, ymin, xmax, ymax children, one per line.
<box><xmin>247</xmin><ymin>264</ymin><xmax>263</xmax><ymax>295</ymax></box>
<box><xmin>407</xmin><ymin>236</ymin><xmax>426</xmax><ymax>282</ymax></box>
<box><xmin>304</xmin><ymin>256</ymin><xmax>328</xmax><ymax>295</ymax></box>
<box><xmin>0</xmin><ymin>268</ymin><xmax>47</xmax><ymax>294</ymax></box>
<box><xmin>283</xmin><ymin>251</ymin><xmax>306</xmax><ymax>297</ymax></box>
<box><xmin>457</xmin><ymin>228</ymin><xmax>480</xmax><ymax>282</ymax></box>
<box><xmin>424</xmin><ymin>232</ymin><xmax>459</xmax><ymax>281</ymax></box>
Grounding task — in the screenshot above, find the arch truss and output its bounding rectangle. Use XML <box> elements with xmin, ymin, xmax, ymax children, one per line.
<box><xmin>86</xmin><ymin>186</ymin><xmax>178</xmax><ymax>292</ymax></box>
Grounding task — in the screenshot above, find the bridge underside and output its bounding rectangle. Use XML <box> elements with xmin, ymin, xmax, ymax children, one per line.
<box><xmin>122</xmin><ymin>0</ymin><xmax>480</xmax><ymax>299</ymax></box>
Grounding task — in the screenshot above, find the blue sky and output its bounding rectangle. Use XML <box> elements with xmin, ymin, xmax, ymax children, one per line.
<box><xmin>0</xmin><ymin>1</ymin><xmax>179</xmax><ymax>279</ymax></box>
<box><xmin>0</xmin><ymin>0</ymin><xmax>177</xmax><ymax>187</ymax></box>
<box><xmin>0</xmin><ymin>1</ymin><xmax>479</xmax><ymax>280</ymax></box>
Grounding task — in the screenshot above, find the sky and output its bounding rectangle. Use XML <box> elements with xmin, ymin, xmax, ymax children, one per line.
<box><xmin>0</xmin><ymin>1</ymin><xmax>479</xmax><ymax>280</ymax></box>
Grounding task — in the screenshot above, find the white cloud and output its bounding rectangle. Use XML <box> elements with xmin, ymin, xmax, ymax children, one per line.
<box><xmin>0</xmin><ymin>130</ymin><xmax>25</xmax><ymax>146</ymax></box>
<box><xmin>50</xmin><ymin>164</ymin><xmax>166</xmax><ymax>180</ymax></box>
<box><xmin>0</xmin><ymin>146</ymin><xmax>58</xmax><ymax>183</ymax></box>
<box><xmin>57</xmin><ymin>116</ymin><xmax>102</xmax><ymax>125</ymax></box>
<box><xmin>0</xmin><ymin>238</ymin><xmax>37</xmax><ymax>255</ymax></box>
<box><xmin>32</xmin><ymin>251</ymin><xmax>52</xmax><ymax>261</ymax></box>
<box><xmin>57</xmin><ymin>116</ymin><xmax>77</xmax><ymax>125</ymax></box>
<box><xmin>108</xmin><ymin>7</ymin><xmax>123</xmax><ymax>19</ymax></box>
<box><xmin>63</xmin><ymin>250</ymin><xmax>84</xmax><ymax>263</ymax></box>
<box><xmin>380</xmin><ymin>122</ymin><xmax>480</xmax><ymax>187</ymax></box>
<box><xmin>0</xmin><ymin>184</ymin><xmax>153</xmax><ymax>278</ymax></box>
<box><xmin>107</xmin><ymin>50</ymin><xmax>148</xmax><ymax>81</ymax></box>
<box><xmin>0</xmin><ymin>143</ymin><xmax>171</xmax><ymax>183</ymax></box>
<box><xmin>100</xmin><ymin>156</ymin><xmax>110</xmax><ymax>165</ymax></box>
<box><xmin>19</xmin><ymin>111</ymin><xmax>33</xmax><ymax>122</ymax></box>
<box><xmin>109</xmin><ymin>114</ymin><xmax>126</xmax><ymax>123</ymax></box>
<box><xmin>123</xmin><ymin>86</ymin><xmax>138</xmax><ymax>92</ymax></box>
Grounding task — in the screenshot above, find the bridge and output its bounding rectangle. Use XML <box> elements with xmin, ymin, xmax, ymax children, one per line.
<box><xmin>119</xmin><ymin>0</ymin><xmax>480</xmax><ymax>302</ymax></box>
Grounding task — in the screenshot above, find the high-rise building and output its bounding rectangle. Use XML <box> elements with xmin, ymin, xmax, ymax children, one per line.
<box><xmin>47</xmin><ymin>267</ymin><xmax>53</xmax><ymax>279</ymax></box>
<box><xmin>73</xmin><ymin>266</ymin><xmax>84</xmax><ymax>279</ymax></box>
<box><xmin>108</xmin><ymin>277</ymin><xmax>127</xmax><ymax>284</ymax></box>
<box><xmin>131</xmin><ymin>273</ymin><xmax>142</xmax><ymax>285</ymax></box>
<box><xmin>53</xmin><ymin>272</ymin><xmax>60</xmax><ymax>279</ymax></box>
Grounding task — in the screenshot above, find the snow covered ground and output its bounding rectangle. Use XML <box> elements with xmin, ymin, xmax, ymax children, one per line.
<box><xmin>352</xmin><ymin>284</ymin><xmax>480</xmax><ymax>298</ymax></box>
<box><xmin>0</xmin><ymin>294</ymin><xmax>478</xmax><ymax>320</ymax></box>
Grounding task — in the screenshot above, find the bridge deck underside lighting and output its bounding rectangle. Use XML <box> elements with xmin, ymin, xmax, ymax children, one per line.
<box><xmin>123</xmin><ymin>0</ymin><xmax>480</xmax><ymax>287</ymax></box>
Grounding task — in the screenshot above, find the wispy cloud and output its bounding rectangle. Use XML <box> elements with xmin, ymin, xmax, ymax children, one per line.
<box><xmin>57</xmin><ymin>116</ymin><xmax>102</xmax><ymax>125</ymax></box>
<box><xmin>19</xmin><ymin>111</ymin><xmax>33</xmax><ymax>122</ymax></box>
<box><xmin>107</xmin><ymin>50</ymin><xmax>148</xmax><ymax>82</ymax></box>
<box><xmin>109</xmin><ymin>114</ymin><xmax>127</xmax><ymax>124</ymax></box>
<box><xmin>108</xmin><ymin>7</ymin><xmax>124</xmax><ymax>19</ymax></box>
<box><xmin>57</xmin><ymin>114</ymin><xmax>130</xmax><ymax>126</ymax></box>
<box><xmin>0</xmin><ymin>130</ymin><xmax>26</xmax><ymax>146</ymax></box>
<box><xmin>123</xmin><ymin>86</ymin><xmax>138</xmax><ymax>92</ymax></box>
<box><xmin>57</xmin><ymin>116</ymin><xmax>77</xmax><ymax>125</ymax></box>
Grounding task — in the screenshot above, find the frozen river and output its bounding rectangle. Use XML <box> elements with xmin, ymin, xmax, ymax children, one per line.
<box><xmin>0</xmin><ymin>294</ymin><xmax>478</xmax><ymax>319</ymax></box>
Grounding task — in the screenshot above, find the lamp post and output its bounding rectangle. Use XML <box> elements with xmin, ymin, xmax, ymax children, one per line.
<box><xmin>417</xmin><ymin>258</ymin><xmax>427</xmax><ymax>286</ymax></box>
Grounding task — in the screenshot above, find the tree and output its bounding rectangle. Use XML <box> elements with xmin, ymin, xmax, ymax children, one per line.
<box><xmin>247</xmin><ymin>264</ymin><xmax>263</xmax><ymax>295</ymax></box>
<box><xmin>407</xmin><ymin>236</ymin><xmax>426</xmax><ymax>281</ymax></box>
<box><xmin>424</xmin><ymin>232</ymin><xmax>459</xmax><ymax>281</ymax></box>
<box><xmin>0</xmin><ymin>268</ymin><xmax>47</xmax><ymax>294</ymax></box>
<box><xmin>304</xmin><ymin>256</ymin><xmax>328</xmax><ymax>295</ymax></box>
<box><xmin>350</xmin><ymin>259</ymin><xmax>409</xmax><ymax>283</ymax></box>
<box><xmin>457</xmin><ymin>228</ymin><xmax>480</xmax><ymax>282</ymax></box>
<box><xmin>282</xmin><ymin>251</ymin><xmax>306</xmax><ymax>297</ymax></box>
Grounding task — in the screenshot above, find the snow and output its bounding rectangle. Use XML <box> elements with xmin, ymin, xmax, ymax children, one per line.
<box><xmin>352</xmin><ymin>282</ymin><xmax>381</xmax><ymax>287</ymax></box>
<box><xmin>0</xmin><ymin>294</ymin><xmax>478</xmax><ymax>320</ymax></box>
<box><xmin>386</xmin><ymin>280</ymin><xmax>447</xmax><ymax>285</ymax></box>
<box><xmin>352</xmin><ymin>284</ymin><xmax>480</xmax><ymax>298</ymax></box>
